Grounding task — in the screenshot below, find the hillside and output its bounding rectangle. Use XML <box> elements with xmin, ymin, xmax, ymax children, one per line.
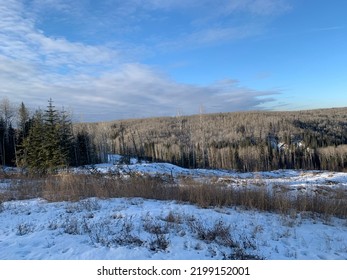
<box><xmin>1</xmin><ymin>157</ymin><xmax>346</xmax><ymax>260</ymax></box>
<box><xmin>74</xmin><ymin>107</ymin><xmax>347</xmax><ymax>172</ymax></box>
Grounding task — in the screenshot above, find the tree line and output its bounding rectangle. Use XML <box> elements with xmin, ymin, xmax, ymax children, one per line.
<box><xmin>0</xmin><ymin>98</ymin><xmax>98</xmax><ymax>174</ymax></box>
<box><xmin>74</xmin><ymin>107</ymin><xmax>347</xmax><ymax>172</ymax></box>
<box><xmin>2</xmin><ymin>96</ymin><xmax>347</xmax><ymax>173</ymax></box>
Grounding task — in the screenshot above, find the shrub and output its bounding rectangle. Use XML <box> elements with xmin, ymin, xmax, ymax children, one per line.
<box><xmin>63</xmin><ymin>217</ymin><xmax>80</xmax><ymax>235</ymax></box>
<box><xmin>16</xmin><ymin>223</ymin><xmax>35</xmax><ymax>236</ymax></box>
<box><xmin>189</xmin><ymin>219</ymin><xmax>236</xmax><ymax>247</ymax></box>
<box><xmin>148</xmin><ymin>233</ymin><xmax>170</xmax><ymax>252</ymax></box>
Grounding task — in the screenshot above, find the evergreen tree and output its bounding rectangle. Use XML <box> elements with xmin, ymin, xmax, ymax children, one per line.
<box><xmin>20</xmin><ymin>99</ymin><xmax>75</xmax><ymax>174</ymax></box>
<box><xmin>6</xmin><ymin>124</ymin><xmax>16</xmax><ymax>166</ymax></box>
<box><xmin>21</xmin><ymin>111</ymin><xmax>46</xmax><ymax>173</ymax></box>
<box><xmin>45</xmin><ymin>99</ymin><xmax>65</xmax><ymax>171</ymax></box>
<box><xmin>75</xmin><ymin>130</ymin><xmax>96</xmax><ymax>166</ymax></box>
<box><xmin>17</xmin><ymin>102</ymin><xmax>30</xmax><ymax>139</ymax></box>
<box><xmin>0</xmin><ymin>98</ymin><xmax>15</xmax><ymax>166</ymax></box>
<box><xmin>59</xmin><ymin>108</ymin><xmax>75</xmax><ymax>166</ymax></box>
<box><xmin>0</xmin><ymin>118</ymin><xmax>16</xmax><ymax>166</ymax></box>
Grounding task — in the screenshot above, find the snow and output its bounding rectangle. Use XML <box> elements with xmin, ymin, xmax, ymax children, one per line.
<box><xmin>0</xmin><ymin>179</ymin><xmax>11</xmax><ymax>193</ymax></box>
<box><xmin>86</xmin><ymin>157</ymin><xmax>347</xmax><ymax>197</ymax></box>
<box><xmin>0</xmin><ymin>197</ymin><xmax>346</xmax><ymax>260</ymax></box>
<box><xmin>0</xmin><ymin>156</ymin><xmax>346</xmax><ymax>260</ymax></box>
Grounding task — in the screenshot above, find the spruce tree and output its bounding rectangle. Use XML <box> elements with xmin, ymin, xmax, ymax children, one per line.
<box><xmin>20</xmin><ymin>99</ymin><xmax>75</xmax><ymax>174</ymax></box>
<box><xmin>75</xmin><ymin>130</ymin><xmax>95</xmax><ymax>166</ymax></box>
<box><xmin>21</xmin><ymin>111</ymin><xmax>46</xmax><ymax>173</ymax></box>
<box><xmin>59</xmin><ymin>108</ymin><xmax>75</xmax><ymax>166</ymax></box>
<box><xmin>17</xmin><ymin>102</ymin><xmax>30</xmax><ymax>139</ymax></box>
<box><xmin>43</xmin><ymin>98</ymin><xmax>66</xmax><ymax>172</ymax></box>
<box><xmin>0</xmin><ymin>98</ymin><xmax>15</xmax><ymax>166</ymax></box>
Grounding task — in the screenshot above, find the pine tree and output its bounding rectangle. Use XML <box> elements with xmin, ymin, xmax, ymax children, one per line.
<box><xmin>75</xmin><ymin>130</ymin><xmax>96</xmax><ymax>166</ymax></box>
<box><xmin>20</xmin><ymin>99</ymin><xmax>75</xmax><ymax>174</ymax></box>
<box><xmin>17</xmin><ymin>102</ymin><xmax>30</xmax><ymax>139</ymax></box>
<box><xmin>40</xmin><ymin>99</ymin><xmax>64</xmax><ymax>172</ymax></box>
<box><xmin>0</xmin><ymin>98</ymin><xmax>15</xmax><ymax>166</ymax></box>
<box><xmin>59</xmin><ymin>108</ymin><xmax>75</xmax><ymax>166</ymax></box>
<box><xmin>0</xmin><ymin>118</ymin><xmax>16</xmax><ymax>166</ymax></box>
<box><xmin>21</xmin><ymin>111</ymin><xmax>46</xmax><ymax>173</ymax></box>
<box><xmin>6</xmin><ymin>124</ymin><xmax>16</xmax><ymax>166</ymax></box>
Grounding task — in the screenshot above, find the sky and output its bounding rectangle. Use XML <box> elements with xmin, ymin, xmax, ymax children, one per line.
<box><xmin>0</xmin><ymin>0</ymin><xmax>346</xmax><ymax>122</ymax></box>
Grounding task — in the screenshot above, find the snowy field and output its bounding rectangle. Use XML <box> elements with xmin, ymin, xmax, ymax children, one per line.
<box><xmin>90</xmin><ymin>155</ymin><xmax>347</xmax><ymax>198</ymax></box>
<box><xmin>0</xmin><ymin>197</ymin><xmax>346</xmax><ymax>260</ymax></box>
<box><xmin>0</xmin><ymin>156</ymin><xmax>346</xmax><ymax>260</ymax></box>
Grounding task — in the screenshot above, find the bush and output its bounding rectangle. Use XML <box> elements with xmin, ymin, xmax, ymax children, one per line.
<box><xmin>16</xmin><ymin>223</ymin><xmax>35</xmax><ymax>236</ymax></box>
<box><xmin>189</xmin><ymin>219</ymin><xmax>236</xmax><ymax>247</ymax></box>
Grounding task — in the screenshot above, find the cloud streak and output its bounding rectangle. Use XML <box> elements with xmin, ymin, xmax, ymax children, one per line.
<box><xmin>0</xmin><ymin>0</ymin><xmax>283</xmax><ymax>122</ymax></box>
<box><xmin>0</xmin><ymin>60</ymin><xmax>279</xmax><ymax>121</ymax></box>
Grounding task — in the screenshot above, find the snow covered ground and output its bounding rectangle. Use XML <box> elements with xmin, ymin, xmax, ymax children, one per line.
<box><xmin>0</xmin><ymin>197</ymin><xmax>346</xmax><ymax>260</ymax></box>
<box><xmin>0</xmin><ymin>157</ymin><xmax>346</xmax><ymax>260</ymax></box>
<box><xmin>88</xmin><ymin>158</ymin><xmax>347</xmax><ymax>198</ymax></box>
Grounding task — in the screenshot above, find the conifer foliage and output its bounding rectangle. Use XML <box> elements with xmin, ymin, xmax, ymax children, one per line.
<box><xmin>19</xmin><ymin>99</ymin><xmax>74</xmax><ymax>174</ymax></box>
<box><xmin>0</xmin><ymin>98</ymin><xmax>16</xmax><ymax>167</ymax></box>
<box><xmin>0</xmin><ymin>98</ymin><xmax>98</xmax><ymax>174</ymax></box>
<box><xmin>2</xmin><ymin>96</ymin><xmax>347</xmax><ymax>173</ymax></box>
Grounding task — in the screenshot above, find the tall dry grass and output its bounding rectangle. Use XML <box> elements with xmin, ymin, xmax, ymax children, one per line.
<box><xmin>3</xmin><ymin>172</ymin><xmax>347</xmax><ymax>218</ymax></box>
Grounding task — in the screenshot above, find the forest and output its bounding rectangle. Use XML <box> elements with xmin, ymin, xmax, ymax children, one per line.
<box><xmin>0</xmin><ymin>98</ymin><xmax>97</xmax><ymax>174</ymax></box>
<box><xmin>76</xmin><ymin>105</ymin><xmax>347</xmax><ymax>172</ymax></box>
<box><xmin>1</xmin><ymin>97</ymin><xmax>347</xmax><ymax>173</ymax></box>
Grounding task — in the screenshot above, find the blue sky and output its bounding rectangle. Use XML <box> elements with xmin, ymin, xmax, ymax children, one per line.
<box><xmin>0</xmin><ymin>0</ymin><xmax>346</xmax><ymax>122</ymax></box>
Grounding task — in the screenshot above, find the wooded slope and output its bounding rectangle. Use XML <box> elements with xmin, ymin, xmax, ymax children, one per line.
<box><xmin>75</xmin><ymin>107</ymin><xmax>347</xmax><ymax>172</ymax></box>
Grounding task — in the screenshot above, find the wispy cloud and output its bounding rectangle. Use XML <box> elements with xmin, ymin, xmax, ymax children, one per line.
<box><xmin>0</xmin><ymin>0</ymin><xmax>283</xmax><ymax>121</ymax></box>
<box><xmin>70</xmin><ymin>64</ymin><xmax>279</xmax><ymax>120</ymax></box>
<box><xmin>307</xmin><ymin>26</ymin><xmax>346</xmax><ymax>33</ymax></box>
<box><xmin>25</xmin><ymin>0</ymin><xmax>291</xmax><ymax>48</ymax></box>
<box><xmin>0</xmin><ymin>59</ymin><xmax>279</xmax><ymax>121</ymax></box>
<box><xmin>148</xmin><ymin>0</ymin><xmax>290</xmax><ymax>50</ymax></box>
<box><xmin>157</xmin><ymin>24</ymin><xmax>263</xmax><ymax>51</ymax></box>
<box><xmin>0</xmin><ymin>0</ymin><xmax>119</xmax><ymax>71</ymax></box>
<box><xmin>238</xmin><ymin>0</ymin><xmax>291</xmax><ymax>16</ymax></box>
<box><xmin>145</xmin><ymin>0</ymin><xmax>290</xmax><ymax>15</ymax></box>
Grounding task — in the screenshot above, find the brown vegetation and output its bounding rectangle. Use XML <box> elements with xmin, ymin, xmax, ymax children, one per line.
<box><xmin>3</xmin><ymin>172</ymin><xmax>347</xmax><ymax>218</ymax></box>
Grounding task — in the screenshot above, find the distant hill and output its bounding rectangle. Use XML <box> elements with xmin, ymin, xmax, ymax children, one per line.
<box><xmin>74</xmin><ymin>107</ymin><xmax>347</xmax><ymax>172</ymax></box>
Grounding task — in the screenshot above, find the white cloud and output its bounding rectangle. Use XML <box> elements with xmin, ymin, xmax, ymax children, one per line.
<box><xmin>0</xmin><ymin>0</ymin><xmax>281</xmax><ymax>121</ymax></box>
<box><xmin>143</xmin><ymin>0</ymin><xmax>290</xmax><ymax>50</ymax></box>
<box><xmin>251</xmin><ymin>0</ymin><xmax>291</xmax><ymax>15</ymax></box>
<box><xmin>223</xmin><ymin>0</ymin><xmax>291</xmax><ymax>16</ymax></box>
<box><xmin>70</xmin><ymin>67</ymin><xmax>276</xmax><ymax>119</ymax></box>
<box><xmin>0</xmin><ymin>0</ymin><xmax>118</xmax><ymax>69</ymax></box>
<box><xmin>27</xmin><ymin>33</ymin><xmax>117</xmax><ymax>67</ymax></box>
<box><xmin>144</xmin><ymin>0</ymin><xmax>290</xmax><ymax>15</ymax></box>
<box><xmin>24</xmin><ymin>0</ymin><xmax>291</xmax><ymax>47</ymax></box>
<box><xmin>0</xmin><ymin>56</ymin><xmax>278</xmax><ymax>121</ymax></box>
<box><xmin>157</xmin><ymin>24</ymin><xmax>262</xmax><ymax>51</ymax></box>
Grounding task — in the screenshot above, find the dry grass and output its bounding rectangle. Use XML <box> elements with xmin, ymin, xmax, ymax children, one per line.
<box><xmin>2</xmin><ymin>172</ymin><xmax>347</xmax><ymax>218</ymax></box>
